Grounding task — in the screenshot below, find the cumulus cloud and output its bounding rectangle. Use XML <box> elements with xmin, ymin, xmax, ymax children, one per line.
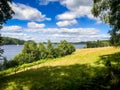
<box><xmin>1</xmin><ymin>24</ymin><xmax>109</xmax><ymax>42</ymax></box>
<box><xmin>39</xmin><ymin>0</ymin><xmax>59</xmax><ymax>5</ymax></box>
<box><xmin>24</xmin><ymin>27</ymin><xmax>99</xmax><ymax>35</ymax></box>
<box><xmin>10</xmin><ymin>3</ymin><xmax>51</xmax><ymax>21</ymax></box>
<box><xmin>1</xmin><ymin>26</ymin><xmax>22</xmax><ymax>33</ymax></box>
<box><xmin>27</xmin><ymin>22</ymin><xmax>45</xmax><ymax>29</ymax></box>
<box><xmin>56</xmin><ymin>0</ymin><xmax>101</xmax><ymax>23</ymax></box>
<box><xmin>60</xmin><ymin>0</ymin><xmax>92</xmax><ymax>10</ymax></box>
<box><xmin>56</xmin><ymin>19</ymin><xmax>77</xmax><ymax>27</ymax></box>
<box><xmin>2</xmin><ymin>32</ymin><xmax>30</xmax><ymax>40</ymax></box>
<box><xmin>24</xmin><ymin>26</ymin><xmax>109</xmax><ymax>42</ymax></box>
<box><xmin>38</xmin><ymin>0</ymin><xmax>101</xmax><ymax>25</ymax></box>
<box><xmin>56</xmin><ymin>6</ymin><xmax>92</xmax><ymax>20</ymax></box>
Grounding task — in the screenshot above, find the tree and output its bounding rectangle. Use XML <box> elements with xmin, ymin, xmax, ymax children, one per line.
<box><xmin>92</xmin><ymin>0</ymin><xmax>120</xmax><ymax>46</ymax></box>
<box><xmin>46</xmin><ymin>40</ymin><xmax>55</xmax><ymax>58</ymax></box>
<box><xmin>0</xmin><ymin>0</ymin><xmax>14</xmax><ymax>59</ymax></box>
<box><xmin>37</xmin><ymin>42</ymin><xmax>47</xmax><ymax>59</ymax></box>
<box><xmin>58</xmin><ymin>40</ymin><xmax>75</xmax><ymax>56</ymax></box>
<box><xmin>13</xmin><ymin>41</ymin><xmax>39</xmax><ymax>65</ymax></box>
<box><xmin>22</xmin><ymin>41</ymin><xmax>39</xmax><ymax>60</ymax></box>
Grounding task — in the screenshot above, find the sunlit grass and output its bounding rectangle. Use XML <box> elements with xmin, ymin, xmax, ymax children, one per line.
<box><xmin>0</xmin><ymin>47</ymin><xmax>120</xmax><ymax>90</ymax></box>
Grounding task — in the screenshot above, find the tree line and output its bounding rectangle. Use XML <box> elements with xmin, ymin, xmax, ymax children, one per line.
<box><xmin>2</xmin><ymin>37</ymin><xmax>25</xmax><ymax>45</ymax></box>
<box><xmin>1</xmin><ymin>40</ymin><xmax>75</xmax><ymax>69</ymax></box>
<box><xmin>86</xmin><ymin>40</ymin><xmax>111</xmax><ymax>48</ymax></box>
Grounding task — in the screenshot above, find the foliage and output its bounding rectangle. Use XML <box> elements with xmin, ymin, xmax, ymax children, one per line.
<box><xmin>2</xmin><ymin>37</ymin><xmax>25</xmax><ymax>45</ymax></box>
<box><xmin>46</xmin><ymin>40</ymin><xmax>55</xmax><ymax>58</ymax></box>
<box><xmin>0</xmin><ymin>0</ymin><xmax>14</xmax><ymax>64</ymax></box>
<box><xmin>92</xmin><ymin>1</ymin><xmax>120</xmax><ymax>88</ymax></box>
<box><xmin>86</xmin><ymin>40</ymin><xmax>110</xmax><ymax>48</ymax></box>
<box><xmin>11</xmin><ymin>40</ymin><xmax>75</xmax><ymax>67</ymax></box>
<box><xmin>98</xmin><ymin>52</ymin><xmax>120</xmax><ymax>89</ymax></box>
<box><xmin>37</xmin><ymin>42</ymin><xmax>48</xmax><ymax>59</ymax></box>
<box><xmin>6</xmin><ymin>59</ymin><xmax>18</xmax><ymax>68</ymax></box>
<box><xmin>15</xmin><ymin>41</ymin><xmax>39</xmax><ymax>65</ymax></box>
<box><xmin>92</xmin><ymin>0</ymin><xmax>120</xmax><ymax>46</ymax></box>
<box><xmin>0</xmin><ymin>0</ymin><xmax>14</xmax><ymax>24</ymax></box>
<box><xmin>58</xmin><ymin>40</ymin><xmax>75</xmax><ymax>56</ymax></box>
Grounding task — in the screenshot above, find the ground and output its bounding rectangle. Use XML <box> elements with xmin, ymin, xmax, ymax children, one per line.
<box><xmin>0</xmin><ymin>47</ymin><xmax>120</xmax><ymax>90</ymax></box>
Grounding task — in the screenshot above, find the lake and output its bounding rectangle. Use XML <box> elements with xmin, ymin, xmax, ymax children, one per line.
<box><xmin>1</xmin><ymin>44</ymin><xmax>86</xmax><ymax>60</ymax></box>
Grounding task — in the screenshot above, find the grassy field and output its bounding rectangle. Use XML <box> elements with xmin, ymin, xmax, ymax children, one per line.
<box><xmin>0</xmin><ymin>47</ymin><xmax>120</xmax><ymax>90</ymax></box>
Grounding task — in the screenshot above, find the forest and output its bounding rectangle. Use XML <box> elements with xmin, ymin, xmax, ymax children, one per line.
<box><xmin>2</xmin><ymin>37</ymin><xmax>25</xmax><ymax>45</ymax></box>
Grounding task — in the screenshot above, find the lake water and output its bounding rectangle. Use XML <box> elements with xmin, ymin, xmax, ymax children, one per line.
<box><xmin>1</xmin><ymin>44</ymin><xmax>86</xmax><ymax>60</ymax></box>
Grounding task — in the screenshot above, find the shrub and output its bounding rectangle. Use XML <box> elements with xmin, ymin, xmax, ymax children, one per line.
<box><xmin>10</xmin><ymin>40</ymin><xmax>76</xmax><ymax>68</ymax></box>
<box><xmin>6</xmin><ymin>60</ymin><xmax>18</xmax><ymax>68</ymax></box>
<box><xmin>58</xmin><ymin>40</ymin><xmax>75</xmax><ymax>56</ymax></box>
<box><xmin>37</xmin><ymin>43</ymin><xmax>48</xmax><ymax>59</ymax></box>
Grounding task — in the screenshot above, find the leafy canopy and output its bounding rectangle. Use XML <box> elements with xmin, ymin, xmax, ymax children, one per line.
<box><xmin>0</xmin><ymin>0</ymin><xmax>14</xmax><ymax>57</ymax></box>
<box><xmin>92</xmin><ymin>0</ymin><xmax>120</xmax><ymax>46</ymax></box>
<box><xmin>0</xmin><ymin>0</ymin><xmax>14</xmax><ymax>25</ymax></box>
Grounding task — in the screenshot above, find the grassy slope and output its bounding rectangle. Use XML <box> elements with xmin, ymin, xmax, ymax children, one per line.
<box><xmin>0</xmin><ymin>47</ymin><xmax>120</xmax><ymax>90</ymax></box>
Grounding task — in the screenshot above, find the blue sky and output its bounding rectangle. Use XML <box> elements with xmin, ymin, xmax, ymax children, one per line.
<box><xmin>1</xmin><ymin>0</ymin><xmax>110</xmax><ymax>42</ymax></box>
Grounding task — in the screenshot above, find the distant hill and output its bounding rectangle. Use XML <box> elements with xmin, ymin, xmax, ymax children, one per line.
<box><xmin>2</xmin><ymin>37</ymin><xmax>26</xmax><ymax>45</ymax></box>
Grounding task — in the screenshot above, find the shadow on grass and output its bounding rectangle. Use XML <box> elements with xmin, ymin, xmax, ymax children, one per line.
<box><xmin>99</xmin><ymin>52</ymin><xmax>120</xmax><ymax>65</ymax></box>
<box><xmin>2</xmin><ymin>51</ymin><xmax>120</xmax><ymax>90</ymax></box>
<box><xmin>0</xmin><ymin>64</ymin><xmax>109</xmax><ymax>90</ymax></box>
<box><xmin>99</xmin><ymin>52</ymin><xmax>120</xmax><ymax>90</ymax></box>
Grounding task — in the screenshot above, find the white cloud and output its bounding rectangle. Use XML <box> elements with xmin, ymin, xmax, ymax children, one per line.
<box><xmin>10</xmin><ymin>3</ymin><xmax>51</xmax><ymax>21</ymax></box>
<box><xmin>39</xmin><ymin>0</ymin><xmax>59</xmax><ymax>5</ymax></box>
<box><xmin>23</xmin><ymin>27</ymin><xmax>109</xmax><ymax>42</ymax></box>
<box><xmin>60</xmin><ymin>0</ymin><xmax>92</xmax><ymax>10</ymax></box>
<box><xmin>25</xmin><ymin>27</ymin><xmax>99</xmax><ymax>35</ymax></box>
<box><xmin>58</xmin><ymin>0</ymin><xmax>101</xmax><ymax>24</ymax></box>
<box><xmin>1</xmin><ymin>26</ymin><xmax>22</xmax><ymax>32</ymax></box>
<box><xmin>57</xmin><ymin>6</ymin><xmax>92</xmax><ymax>20</ymax></box>
<box><xmin>39</xmin><ymin>0</ymin><xmax>101</xmax><ymax>24</ymax></box>
<box><xmin>56</xmin><ymin>19</ymin><xmax>77</xmax><ymax>27</ymax></box>
<box><xmin>2</xmin><ymin>32</ymin><xmax>30</xmax><ymax>40</ymax></box>
<box><xmin>1</xmin><ymin>25</ymin><xmax>109</xmax><ymax>42</ymax></box>
<box><xmin>27</xmin><ymin>22</ymin><xmax>45</xmax><ymax>29</ymax></box>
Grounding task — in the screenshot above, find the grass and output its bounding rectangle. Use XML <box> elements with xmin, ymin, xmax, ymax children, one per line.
<box><xmin>0</xmin><ymin>47</ymin><xmax>120</xmax><ymax>90</ymax></box>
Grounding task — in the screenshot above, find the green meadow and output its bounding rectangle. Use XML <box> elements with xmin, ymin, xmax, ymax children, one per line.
<box><xmin>0</xmin><ymin>47</ymin><xmax>120</xmax><ymax>90</ymax></box>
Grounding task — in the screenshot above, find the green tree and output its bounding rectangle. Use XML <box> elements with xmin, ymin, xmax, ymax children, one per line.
<box><xmin>22</xmin><ymin>41</ymin><xmax>39</xmax><ymax>60</ymax></box>
<box><xmin>37</xmin><ymin>42</ymin><xmax>47</xmax><ymax>59</ymax></box>
<box><xmin>0</xmin><ymin>0</ymin><xmax>14</xmax><ymax>60</ymax></box>
<box><xmin>13</xmin><ymin>53</ymin><xmax>35</xmax><ymax>65</ymax></box>
<box><xmin>92</xmin><ymin>0</ymin><xmax>120</xmax><ymax>46</ymax></box>
<box><xmin>13</xmin><ymin>41</ymin><xmax>39</xmax><ymax>65</ymax></box>
<box><xmin>58</xmin><ymin>40</ymin><xmax>75</xmax><ymax>56</ymax></box>
<box><xmin>46</xmin><ymin>40</ymin><xmax>55</xmax><ymax>58</ymax></box>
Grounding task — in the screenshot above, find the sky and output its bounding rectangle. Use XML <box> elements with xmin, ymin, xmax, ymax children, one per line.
<box><xmin>1</xmin><ymin>0</ymin><xmax>111</xmax><ymax>42</ymax></box>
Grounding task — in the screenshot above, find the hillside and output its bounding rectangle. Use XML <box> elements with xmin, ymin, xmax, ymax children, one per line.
<box><xmin>0</xmin><ymin>47</ymin><xmax>120</xmax><ymax>90</ymax></box>
<box><xmin>2</xmin><ymin>37</ymin><xmax>25</xmax><ymax>45</ymax></box>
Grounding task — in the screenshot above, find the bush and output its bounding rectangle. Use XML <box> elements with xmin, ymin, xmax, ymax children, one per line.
<box><xmin>37</xmin><ymin>43</ymin><xmax>48</xmax><ymax>59</ymax></box>
<box><xmin>13</xmin><ymin>53</ymin><xmax>36</xmax><ymax>65</ymax></box>
<box><xmin>46</xmin><ymin>40</ymin><xmax>55</xmax><ymax>58</ymax></box>
<box><xmin>86</xmin><ymin>40</ymin><xmax>110</xmax><ymax>48</ymax></box>
<box><xmin>6</xmin><ymin>60</ymin><xmax>18</xmax><ymax>68</ymax></box>
<box><xmin>10</xmin><ymin>40</ymin><xmax>76</xmax><ymax>68</ymax></box>
<box><xmin>58</xmin><ymin>40</ymin><xmax>75</xmax><ymax>56</ymax></box>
